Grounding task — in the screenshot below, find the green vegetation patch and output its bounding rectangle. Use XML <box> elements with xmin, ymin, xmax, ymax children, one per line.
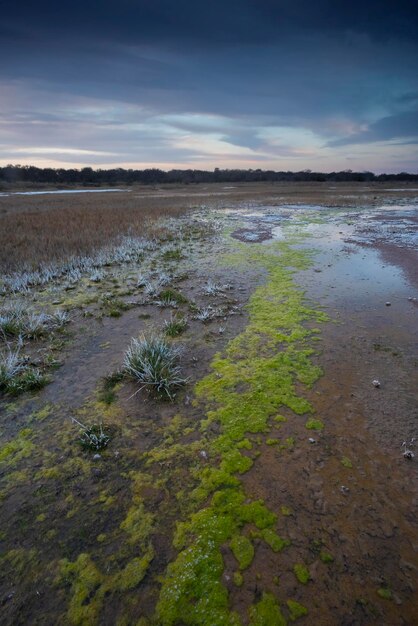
<box><xmin>286</xmin><ymin>599</ymin><xmax>308</xmax><ymax>621</ymax></box>
<box><xmin>305</xmin><ymin>418</ymin><xmax>324</xmax><ymax>431</ymax></box>
<box><xmin>293</xmin><ymin>564</ymin><xmax>310</xmax><ymax>584</ymax></box>
<box><xmin>249</xmin><ymin>593</ymin><xmax>286</xmax><ymax>626</ymax></box>
<box><xmin>155</xmin><ymin>243</ymin><xmax>327</xmax><ymax>624</ymax></box>
<box><xmin>0</xmin><ymin>428</ymin><xmax>34</xmax><ymax>466</ymax></box>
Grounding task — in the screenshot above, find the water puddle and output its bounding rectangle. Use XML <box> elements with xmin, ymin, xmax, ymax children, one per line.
<box><xmin>0</xmin><ymin>188</ymin><xmax>128</xmax><ymax>197</ymax></box>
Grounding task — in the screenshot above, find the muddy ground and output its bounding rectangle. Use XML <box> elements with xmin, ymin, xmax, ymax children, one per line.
<box><xmin>0</xmin><ymin>183</ymin><xmax>417</xmax><ymax>625</ymax></box>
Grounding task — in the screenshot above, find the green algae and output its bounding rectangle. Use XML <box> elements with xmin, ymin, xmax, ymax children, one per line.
<box><xmin>249</xmin><ymin>593</ymin><xmax>286</xmax><ymax>626</ymax></box>
<box><xmin>305</xmin><ymin>418</ymin><xmax>324</xmax><ymax>431</ymax></box>
<box><xmin>293</xmin><ymin>564</ymin><xmax>310</xmax><ymax>584</ymax></box>
<box><xmin>320</xmin><ymin>551</ymin><xmax>334</xmax><ymax>564</ymax></box>
<box><xmin>58</xmin><ymin>469</ymin><xmax>157</xmax><ymax>624</ymax></box>
<box><xmin>377</xmin><ymin>587</ymin><xmax>392</xmax><ymax>600</ymax></box>
<box><xmin>155</xmin><ymin>243</ymin><xmax>327</xmax><ymax>624</ymax></box>
<box><xmin>341</xmin><ymin>456</ymin><xmax>353</xmax><ymax>468</ymax></box>
<box><xmin>0</xmin><ymin>428</ymin><xmax>34</xmax><ymax>466</ymax></box>
<box><xmin>286</xmin><ymin>599</ymin><xmax>308</xmax><ymax>621</ymax></box>
<box><xmin>261</xmin><ymin>528</ymin><xmax>290</xmax><ymax>552</ymax></box>
<box><xmin>230</xmin><ymin>534</ymin><xmax>254</xmax><ymax>569</ymax></box>
<box><xmin>60</xmin><ymin>554</ymin><xmax>104</xmax><ymax>625</ymax></box>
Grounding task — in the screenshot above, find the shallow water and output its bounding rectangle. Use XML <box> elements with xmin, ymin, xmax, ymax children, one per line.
<box><xmin>0</xmin><ymin>188</ymin><xmax>128</xmax><ymax>197</ymax></box>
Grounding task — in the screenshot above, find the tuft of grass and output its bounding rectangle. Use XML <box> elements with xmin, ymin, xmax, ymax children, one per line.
<box><xmin>0</xmin><ymin>345</ymin><xmax>49</xmax><ymax>396</ymax></box>
<box><xmin>158</xmin><ymin>288</ymin><xmax>187</xmax><ymax>305</ymax></box>
<box><xmin>72</xmin><ymin>418</ymin><xmax>110</xmax><ymax>451</ymax></box>
<box><xmin>163</xmin><ymin>314</ymin><xmax>188</xmax><ymax>337</ymax></box>
<box><xmin>124</xmin><ymin>334</ymin><xmax>187</xmax><ymax>400</ymax></box>
<box><xmin>162</xmin><ymin>248</ymin><xmax>184</xmax><ymax>261</ymax></box>
<box><xmin>98</xmin><ymin>371</ymin><xmax>124</xmax><ymax>405</ymax></box>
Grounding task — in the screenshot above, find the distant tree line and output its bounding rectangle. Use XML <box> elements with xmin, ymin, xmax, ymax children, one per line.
<box><xmin>1</xmin><ymin>164</ymin><xmax>417</xmax><ymax>186</ymax></box>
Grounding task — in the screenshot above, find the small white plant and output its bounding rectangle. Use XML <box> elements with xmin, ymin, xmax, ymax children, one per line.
<box><xmin>0</xmin><ymin>343</ymin><xmax>23</xmax><ymax>388</ymax></box>
<box><xmin>89</xmin><ymin>270</ymin><xmax>104</xmax><ymax>283</ymax></box>
<box><xmin>48</xmin><ymin>310</ymin><xmax>70</xmax><ymax>328</ymax></box>
<box><xmin>401</xmin><ymin>438</ymin><xmax>415</xmax><ymax>459</ymax></box>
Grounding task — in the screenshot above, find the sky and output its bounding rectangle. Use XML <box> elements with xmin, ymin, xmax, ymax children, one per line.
<box><xmin>1</xmin><ymin>0</ymin><xmax>418</xmax><ymax>173</ymax></box>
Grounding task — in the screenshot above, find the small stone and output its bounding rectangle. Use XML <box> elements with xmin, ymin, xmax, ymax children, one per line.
<box><xmin>308</xmin><ymin>438</ymin><xmax>316</xmax><ymax>444</ymax></box>
<box><xmin>340</xmin><ymin>485</ymin><xmax>350</xmax><ymax>495</ymax></box>
<box><xmin>385</xmin><ymin>301</ymin><xmax>391</xmax><ymax>306</ymax></box>
<box><xmin>52</xmin><ymin>300</ymin><xmax>62</xmax><ymax>305</ymax></box>
<box><xmin>372</xmin><ymin>380</ymin><xmax>381</xmax><ymax>388</ymax></box>
<box><xmin>93</xmin><ymin>453</ymin><xmax>101</xmax><ymax>460</ymax></box>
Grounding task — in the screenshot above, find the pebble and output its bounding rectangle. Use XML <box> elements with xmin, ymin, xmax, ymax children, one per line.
<box><xmin>372</xmin><ymin>380</ymin><xmax>380</xmax><ymax>388</ymax></box>
<box><xmin>93</xmin><ymin>453</ymin><xmax>101</xmax><ymax>460</ymax></box>
<box><xmin>340</xmin><ymin>485</ymin><xmax>350</xmax><ymax>496</ymax></box>
<box><xmin>385</xmin><ymin>301</ymin><xmax>391</xmax><ymax>306</ymax></box>
<box><xmin>308</xmin><ymin>438</ymin><xmax>316</xmax><ymax>444</ymax></box>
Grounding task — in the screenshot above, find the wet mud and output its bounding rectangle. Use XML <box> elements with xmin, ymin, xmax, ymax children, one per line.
<box><xmin>0</xmin><ymin>185</ymin><xmax>417</xmax><ymax>625</ymax></box>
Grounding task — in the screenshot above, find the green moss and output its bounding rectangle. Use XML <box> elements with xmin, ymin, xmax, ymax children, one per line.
<box><xmin>233</xmin><ymin>571</ymin><xmax>243</xmax><ymax>587</ymax></box>
<box><xmin>281</xmin><ymin>506</ymin><xmax>292</xmax><ymax>517</ymax></box>
<box><xmin>230</xmin><ymin>535</ymin><xmax>254</xmax><ymax>569</ymax></box>
<box><xmin>293</xmin><ymin>564</ymin><xmax>310</xmax><ymax>584</ymax></box>
<box><xmin>31</xmin><ymin>403</ymin><xmax>53</xmax><ymax>421</ymax></box>
<box><xmin>0</xmin><ymin>428</ymin><xmax>34</xmax><ymax>466</ymax></box>
<box><xmin>305</xmin><ymin>418</ymin><xmax>324</xmax><ymax>431</ymax></box>
<box><xmin>377</xmin><ymin>587</ymin><xmax>392</xmax><ymax>600</ymax></box>
<box><xmin>286</xmin><ymin>599</ymin><xmax>308</xmax><ymax>621</ymax></box>
<box><xmin>266</xmin><ymin>438</ymin><xmax>280</xmax><ymax>446</ymax></box>
<box><xmin>261</xmin><ymin>529</ymin><xmax>290</xmax><ymax>552</ymax></box>
<box><xmin>116</xmin><ymin>547</ymin><xmax>155</xmax><ymax>590</ymax></box>
<box><xmin>249</xmin><ymin>593</ymin><xmax>286</xmax><ymax>626</ymax></box>
<box><xmin>120</xmin><ymin>503</ymin><xmax>155</xmax><ymax>545</ymax></box>
<box><xmin>341</xmin><ymin>456</ymin><xmax>353</xmax><ymax>468</ymax></box>
<box><xmin>154</xmin><ymin>243</ymin><xmax>327</xmax><ymax>623</ymax></box>
<box><xmin>60</xmin><ymin>554</ymin><xmax>104</xmax><ymax>626</ymax></box>
<box><xmin>320</xmin><ymin>552</ymin><xmax>334</xmax><ymax>564</ymax></box>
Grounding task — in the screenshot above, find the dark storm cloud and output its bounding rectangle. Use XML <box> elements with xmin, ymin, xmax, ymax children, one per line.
<box><xmin>2</xmin><ymin>0</ymin><xmax>418</xmax><ymax>44</ymax></box>
<box><xmin>1</xmin><ymin>0</ymin><xmax>418</xmax><ymax>170</ymax></box>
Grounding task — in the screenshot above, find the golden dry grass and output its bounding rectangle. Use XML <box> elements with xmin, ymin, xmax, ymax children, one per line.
<box><xmin>0</xmin><ymin>191</ymin><xmax>194</xmax><ymax>272</ymax></box>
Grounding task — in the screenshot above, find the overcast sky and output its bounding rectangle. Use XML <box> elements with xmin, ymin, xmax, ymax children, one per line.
<box><xmin>1</xmin><ymin>0</ymin><xmax>418</xmax><ymax>172</ymax></box>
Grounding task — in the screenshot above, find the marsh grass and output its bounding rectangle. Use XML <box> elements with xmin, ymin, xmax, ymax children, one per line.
<box><xmin>98</xmin><ymin>371</ymin><xmax>124</xmax><ymax>405</ymax></box>
<box><xmin>0</xmin><ymin>344</ymin><xmax>49</xmax><ymax>395</ymax></box>
<box><xmin>124</xmin><ymin>334</ymin><xmax>187</xmax><ymax>399</ymax></box>
<box><xmin>163</xmin><ymin>314</ymin><xmax>188</xmax><ymax>337</ymax></box>
<box><xmin>72</xmin><ymin>418</ymin><xmax>111</xmax><ymax>451</ymax></box>
<box><xmin>0</xmin><ymin>193</ymin><xmax>191</xmax><ymax>273</ymax></box>
<box><xmin>0</xmin><ymin>305</ymin><xmax>69</xmax><ymax>340</ymax></box>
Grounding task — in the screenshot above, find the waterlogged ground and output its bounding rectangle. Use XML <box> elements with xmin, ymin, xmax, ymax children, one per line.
<box><xmin>0</xmin><ymin>186</ymin><xmax>417</xmax><ymax>625</ymax></box>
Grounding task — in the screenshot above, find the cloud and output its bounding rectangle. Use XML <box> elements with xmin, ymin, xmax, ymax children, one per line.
<box><xmin>0</xmin><ymin>2</ymin><xmax>418</xmax><ymax>171</ymax></box>
<box><xmin>328</xmin><ymin>110</ymin><xmax>418</xmax><ymax>146</ymax></box>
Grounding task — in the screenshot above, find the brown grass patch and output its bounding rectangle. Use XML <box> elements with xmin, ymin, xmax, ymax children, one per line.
<box><xmin>0</xmin><ymin>191</ymin><xmax>194</xmax><ymax>272</ymax></box>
